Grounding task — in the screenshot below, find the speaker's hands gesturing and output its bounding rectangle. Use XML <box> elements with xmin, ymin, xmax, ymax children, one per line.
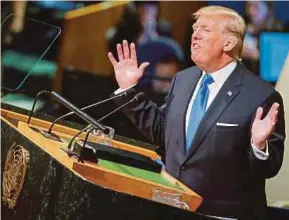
<box><xmin>108</xmin><ymin>40</ymin><xmax>149</xmax><ymax>89</ymax></box>
<box><xmin>251</xmin><ymin>103</ymin><xmax>280</xmax><ymax>149</ymax></box>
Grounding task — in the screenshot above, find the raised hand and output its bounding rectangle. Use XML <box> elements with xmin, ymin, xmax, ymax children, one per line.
<box><xmin>251</xmin><ymin>103</ymin><xmax>280</xmax><ymax>149</ymax></box>
<box><xmin>108</xmin><ymin>40</ymin><xmax>149</xmax><ymax>89</ymax></box>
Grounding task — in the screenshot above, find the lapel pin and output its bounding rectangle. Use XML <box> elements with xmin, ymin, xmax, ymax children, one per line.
<box><xmin>227</xmin><ymin>91</ymin><xmax>233</xmax><ymax>96</ymax></box>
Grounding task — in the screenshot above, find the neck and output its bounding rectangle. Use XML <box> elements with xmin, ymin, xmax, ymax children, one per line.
<box><xmin>200</xmin><ymin>57</ymin><xmax>235</xmax><ymax>74</ymax></box>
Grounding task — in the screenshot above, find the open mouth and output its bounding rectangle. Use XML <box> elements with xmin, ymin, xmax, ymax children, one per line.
<box><xmin>192</xmin><ymin>42</ymin><xmax>200</xmax><ymax>49</ymax></box>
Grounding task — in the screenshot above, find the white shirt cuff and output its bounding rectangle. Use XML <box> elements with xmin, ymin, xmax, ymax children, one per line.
<box><xmin>251</xmin><ymin>140</ymin><xmax>269</xmax><ymax>160</ymax></box>
<box><xmin>114</xmin><ymin>84</ymin><xmax>136</xmax><ymax>95</ymax></box>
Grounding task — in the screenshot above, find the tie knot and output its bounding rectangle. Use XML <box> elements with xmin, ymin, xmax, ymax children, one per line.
<box><xmin>202</xmin><ymin>74</ymin><xmax>214</xmax><ymax>87</ymax></box>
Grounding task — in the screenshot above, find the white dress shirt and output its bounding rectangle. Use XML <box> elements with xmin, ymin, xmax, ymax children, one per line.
<box><xmin>185</xmin><ymin>60</ymin><xmax>268</xmax><ymax>160</ymax></box>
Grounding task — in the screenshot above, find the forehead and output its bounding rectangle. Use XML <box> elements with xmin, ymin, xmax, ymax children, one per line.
<box><xmin>193</xmin><ymin>15</ymin><xmax>224</xmax><ymax>28</ymax></box>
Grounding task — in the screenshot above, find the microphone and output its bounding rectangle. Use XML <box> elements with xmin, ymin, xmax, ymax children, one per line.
<box><xmin>63</xmin><ymin>92</ymin><xmax>162</xmax><ymax>173</ymax></box>
<box><xmin>47</xmin><ymin>88</ymin><xmax>136</xmax><ymax>134</ymax></box>
<box><xmin>27</xmin><ymin>90</ymin><xmax>107</xmax><ymax>140</ymax></box>
<box><xmin>65</xmin><ymin>92</ymin><xmax>144</xmax><ymax>151</ymax></box>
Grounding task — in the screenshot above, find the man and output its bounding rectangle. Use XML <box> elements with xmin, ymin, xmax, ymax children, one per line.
<box><xmin>153</xmin><ymin>54</ymin><xmax>182</xmax><ymax>94</ymax></box>
<box><xmin>108</xmin><ymin>6</ymin><xmax>285</xmax><ymax>219</ymax></box>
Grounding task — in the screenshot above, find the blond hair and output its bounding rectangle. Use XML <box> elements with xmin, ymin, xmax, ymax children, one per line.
<box><xmin>193</xmin><ymin>6</ymin><xmax>246</xmax><ymax>60</ymax></box>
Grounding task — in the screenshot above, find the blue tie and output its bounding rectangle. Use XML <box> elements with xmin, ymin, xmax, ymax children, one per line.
<box><xmin>186</xmin><ymin>74</ymin><xmax>214</xmax><ymax>152</ymax></box>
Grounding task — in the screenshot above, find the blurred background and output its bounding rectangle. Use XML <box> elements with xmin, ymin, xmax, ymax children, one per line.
<box><xmin>1</xmin><ymin>0</ymin><xmax>289</xmax><ymax>212</ymax></box>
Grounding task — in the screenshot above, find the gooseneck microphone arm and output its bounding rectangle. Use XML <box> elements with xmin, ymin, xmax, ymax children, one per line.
<box><xmin>50</xmin><ymin>91</ymin><xmax>106</xmax><ymax>131</ymax></box>
<box><xmin>27</xmin><ymin>90</ymin><xmax>106</xmax><ymax>132</ymax></box>
<box><xmin>96</xmin><ymin>94</ymin><xmax>140</xmax><ymax>122</ymax></box>
<box><xmin>82</xmin><ymin>126</ymin><xmax>96</xmax><ymax>148</ymax></box>
<box><xmin>67</xmin><ymin>124</ymin><xmax>92</xmax><ymax>149</ymax></box>
<box><xmin>47</xmin><ymin>95</ymin><xmax>117</xmax><ymax>134</ymax></box>
<box><xmin>27</xmin><ymin>90</ymin><xmax>50</xmax><ymax>124</ymax></box>
<box><xmin>47</xmin><ymin>88</ymin><xmax>135</xmax><ymax>134</ymax></box>
<box><xmin>67</xmin><ymin>92</ymin><xmax>145</xmax><ymax>150</ymax></box>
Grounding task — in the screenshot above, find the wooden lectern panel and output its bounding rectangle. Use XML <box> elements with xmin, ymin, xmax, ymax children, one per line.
<box><xmin>54</xmin><ymin>1</ymin><xmax>129</xmax><ymax>93</ymax></box>
<box><xmin>1</xmin><ymin>108</ymin><xmax>202</xmax><ymax>216</ymax></box>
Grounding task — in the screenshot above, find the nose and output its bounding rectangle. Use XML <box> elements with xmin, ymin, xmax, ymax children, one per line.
<box><xmin>192</xmin><ymin>29</ymin><xmax>201</xmax><ymax>40</ymax></box>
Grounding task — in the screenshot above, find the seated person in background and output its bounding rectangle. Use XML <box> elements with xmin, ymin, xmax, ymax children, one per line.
<box><xmin>107</xmin><ymin>1</ymin><xmax>173</xmax><ymax>55</ymax></box>
<box><xmin>242</xmin><ymin>1</ymin><xmax>283</xmax><ymax>74</ymax></box>
<box><xmin>107</xmin><ymin>1</ymin><xmax>183</xmax><ymax>89</ymax></box>
<box><xmin>136</xmin><ymin>36</ymin><xmax>184</xmax><ymax>88</ymax></box>
<box><xmin>152</xmin><ymin>54</ymin><xmax>182</xmax><ymax>94</ymax></box>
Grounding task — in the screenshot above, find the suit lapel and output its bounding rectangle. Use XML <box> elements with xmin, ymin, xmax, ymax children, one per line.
<box><xmin>184</xmin><ymin>63</ymin><xmax>243</xmax><ymax>162</ymax></box>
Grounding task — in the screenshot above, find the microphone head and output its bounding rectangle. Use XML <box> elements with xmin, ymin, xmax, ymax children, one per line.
<box><xmin>135</xmin><ymin>92</ymin><xmax>145</xmax><ymax>101</ymax></box>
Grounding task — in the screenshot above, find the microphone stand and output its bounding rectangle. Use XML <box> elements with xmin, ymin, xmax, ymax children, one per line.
<box><xmin>27</xmin><ymin>90</ymin><xmax>107</xmax><ymax>142</ymax></box>
<box><xmin>47</xmin><ymin>88</ymin><xmax>135</xmax><ymax>134</ymax></box>
<box><xmin>64</xmin><ymin>92</ymin><xmax>144</xmax><ymax>162</ymax></box>
<box><xmin>26</xmin><ymin>90</ymin><xmax>64</xmax><ymax>141</ymax></box>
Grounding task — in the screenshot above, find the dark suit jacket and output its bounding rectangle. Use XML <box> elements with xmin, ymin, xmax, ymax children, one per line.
<box><xmin>115</xmin><ymin>63</ymin><xmax>286</xmax><ymax>219</ymax></box>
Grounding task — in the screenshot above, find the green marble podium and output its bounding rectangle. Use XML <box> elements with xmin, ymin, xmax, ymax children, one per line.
<box><xmin>1</xmin><ymin>104</ymin><xmax>208</xmax><ymax>220</ymax></box>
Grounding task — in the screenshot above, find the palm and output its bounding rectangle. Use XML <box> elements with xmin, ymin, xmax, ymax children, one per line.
<box><xmin>251</xmin><ymin>103</ymin><xmax>279</xmax><ymax>147</ymax></box>
<box><xmin>252</xmin><ymin>116</ymin><xmax>274</xmax><ymax>144</ymax></box>
<box><xmin>108</xmin><ymin>40</ymin><xmax>149</xmax><ymax>88</ymax></box>
<box><xmin>114</xmin><ymin>57</ymin><xmax>142</xmax><ymax>86</ymax></box>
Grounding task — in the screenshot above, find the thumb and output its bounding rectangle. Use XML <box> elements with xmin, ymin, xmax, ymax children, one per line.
<box><xmin>255</xmin><ymin>107</ymin><xmax>263</xmax><ymax>121</ymax></box>
<box><xmin>139</xmin><ymin>62</ymin><xmax>150</xmax><ymax>73</ymax></box>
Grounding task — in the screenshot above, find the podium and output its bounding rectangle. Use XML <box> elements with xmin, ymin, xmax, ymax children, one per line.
<box><xmin>1</xmin><ymin>104</ymin><xmax>210</xmax><ymax>220</ymax></box>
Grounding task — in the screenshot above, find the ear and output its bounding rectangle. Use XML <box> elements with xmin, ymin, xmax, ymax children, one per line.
<box><xmin>223</xmin><ymin>35</ymin><xmax>237</xmax><ymax>53</ymax></box>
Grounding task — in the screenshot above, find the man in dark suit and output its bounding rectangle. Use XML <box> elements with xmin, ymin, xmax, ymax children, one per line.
<box><xmin>108</xmin><ymin>6</ymin><xmax>286</xmax><ymax>219</ymax></box>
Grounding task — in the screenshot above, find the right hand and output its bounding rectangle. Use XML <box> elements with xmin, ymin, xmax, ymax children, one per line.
<box><xmin>108</xmin><ymin>40</ymin><xmax>149</xmax><ymax>89</ymax></box>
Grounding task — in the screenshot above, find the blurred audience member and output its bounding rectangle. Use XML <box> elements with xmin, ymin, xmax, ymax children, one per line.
<box><xmin>1</xmin><ymin>1</ymin><xmax>28</xmax><ymax>47</ymax></box>
<box><xmin>107</xmin><ymin>1</ymin><xmax>172</xmax><ymax>55</ymax></box>
<box><xmin>107</xmin><ymin>1</ymin><xmax>183</xmax><ymax>89</ymax></box>
<box><xmin>242</xmin><ymin>1</ymin><xmax>283</xmax><ymax>73</ymax></box>
<box><xmin>153</xmin><ymin>54</ymin><xmax>182</xmax><ymax>94</ymax></box>
<box><xmin>136</xmin><ymin>36</ymin><xmax>184</xmax><ymax>88</ymax></box>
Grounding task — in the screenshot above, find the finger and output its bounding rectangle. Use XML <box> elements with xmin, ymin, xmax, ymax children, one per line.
<box><xmin>123</xmin><ymin>40</ymin><xmax>130</xmax><ymax>59</ymax></box>
<box><xmin>267</xmin><ymin>102</ymin><xmax>280</xmax><ymax>118</ymax></box>
<box><xmin>255</xmin><ymin>107</ymin><xmax>263</xmax><ymax>121</ymax></box>
<box><xmin>117</xmin><ymin>43</ymin><xmax>124</xmax><ymax>61</ymax></box>
<box><xmin>108</xmin><ymin>52</ymin><xmax>117</xmax><ymax>66</ymax></box>
<box><xmin>139</xmin><ymin>62</ymin><xmax>150</xmax><ymax>73</ymax></box>
<box><xmin>272</xmin><ymin>109</ymin><xmax>279</xmax><ymax>124</ymax></box>
<box><xmin>130</xmin><ymin>42</ymin><xmax>137</xmax><ymax>63</ymax></box>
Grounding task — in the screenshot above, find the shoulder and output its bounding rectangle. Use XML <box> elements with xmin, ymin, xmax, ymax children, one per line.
<box><xmin>238</xmin><ymin>63</ymin><xmax>282</xmax><ymax>102</ymax></box>
<box><xmin>171</xmin><ymin>66</ymin><xmax>202</xmax><ymax>86</ymax></box>
<box><xmin>175</xmin><ymin>65</ymin><xmax>201</xmax><ymax>78</ymax></box>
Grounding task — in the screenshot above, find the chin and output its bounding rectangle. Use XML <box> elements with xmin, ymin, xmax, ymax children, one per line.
<box><xmin>191</xmin><ymin>53</ymin><xmax>197</xmax><ymax>63</ymax></box>
<box><xmin>192</xmin><ymin>57</ymin><xmax>206</xmax><ymax>69</ymax></box>
<box><xmin>191</xmin><ymin>53</ymin><xmax>201</xmax><ymax>64</ymax></box>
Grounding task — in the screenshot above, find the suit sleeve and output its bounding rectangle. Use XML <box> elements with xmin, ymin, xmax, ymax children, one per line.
<box><xmin>113</xmin><ymin>75</ymin><xmax>177</xmax><ymax>148</ymax></box>
<box><xmin>249</xmin><ymin>91</ymin><xmax>286</xmax><ymax>179</ymax></box>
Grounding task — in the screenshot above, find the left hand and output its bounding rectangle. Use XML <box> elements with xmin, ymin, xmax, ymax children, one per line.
<box><xmin>251</xmin><ymin>103</ymin><xmax>279</xmax><ymax>149</ymax></box>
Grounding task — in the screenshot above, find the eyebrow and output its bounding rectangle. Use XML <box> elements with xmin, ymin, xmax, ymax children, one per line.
<box><xmin>192</xmin><ymin>24</ymin><xmax>210</xmax><ymax>29</ymax></box>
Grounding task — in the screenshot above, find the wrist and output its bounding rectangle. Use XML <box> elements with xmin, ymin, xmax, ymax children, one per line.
<box><xmin>252</xmin><ymin>139</ymin><xmax>266</xmax><ymax>150</ymax></box>
<box><xmin>118</xmin><ymin>80</ymin><xmax>138</xmax><ymax>89</ymax></box>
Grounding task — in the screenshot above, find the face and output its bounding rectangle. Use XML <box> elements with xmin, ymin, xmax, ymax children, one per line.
<box><xmin>153</xmin><ymin>62</ymin><xmax>179</xmax><ymax>93</ymax></box>
<box><xmin>191</xmin><ymin>15</ymin><xmax>226</xmax><ymax>70</ymax></box>
<box><xmin>247</xmin><ymin>2</ymin><xmax>268</xmax><ymax>25</ymax></box>
<box><xmin>139</xmin><ymin>4</ymin><xmax>158</xmax><ymax>25</ymax></box>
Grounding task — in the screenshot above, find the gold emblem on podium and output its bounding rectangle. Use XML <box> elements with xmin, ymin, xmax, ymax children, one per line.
<box><xmin>2</xmin><ymin>142</ymin><xmax>30</xmax><ymax>209</ymax></box>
